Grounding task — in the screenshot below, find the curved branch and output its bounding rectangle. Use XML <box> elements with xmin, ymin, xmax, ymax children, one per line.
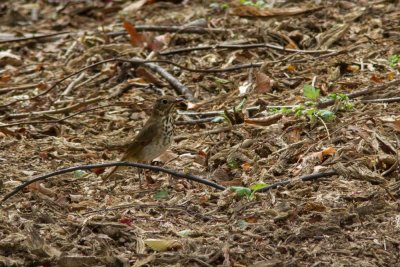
<box><xmin>0</xmin><ymin>162</ymin><xmax>226</xmax><ymax>205</ymax></box>
<box><xmin>254</xmin><ymin>170</ymin><xmax>338</xmax><ymax>192</ymax></box>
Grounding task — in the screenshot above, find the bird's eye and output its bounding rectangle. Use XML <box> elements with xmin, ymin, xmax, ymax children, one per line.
<box><xmin>162</xmin><ymin>99</ymin><xmax>168</xmax><ymax>104</ymax></box>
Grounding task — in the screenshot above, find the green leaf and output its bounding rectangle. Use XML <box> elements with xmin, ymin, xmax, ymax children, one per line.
<box><xmin>74</xmin><ymin>170</ymin><xmax>87</xmax><ymax>178</ymax></box>
<box><xmin>317</xmin><ymin>109</ymin><xmax>335</xmax><ymax>122</ymax></box>
<box><xmin>177</xmin><ymin>229</ymin><xmax>192</xmax><ymax>237</ymax></box>
<box><xmin>230</xmin><ymin>186</ymin><xmax>252</xmax><ymax>197</ymax></box>
<box><xmin>214</xmin><ymin>77</ymin><xmax>230</xmax><ymax>84</ymax></box>
<box><xmin>154</xmin><ymin>190</ymin><xmax>169</xmax><ymax>200</ymax></box>
<box><xmin>303</xmin><ymin>84</ymin><xmax>320</xmax><ymax>100</ymax></box>
<box><xmin>249</xmin><ymin>182</ymin><xmax>268</xmax><ymax>191</ymax></box>
<box><xmin>388</xmin><ymin>54</ymin><xmax>399</xmax><ymax>68</ymax></box>
<box><xmin>227</xmin><ymin>160</ymin><xmax>240</xmax><ymax>169</ymax></box>
<box><xmin>234</xmin><ymin>97</ymin><xmax>247</xmax><ymax>112</ymax></box>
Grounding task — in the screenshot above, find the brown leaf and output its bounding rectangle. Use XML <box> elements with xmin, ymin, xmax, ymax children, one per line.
<box><xmin>253</xmin><ymin>72</ymin><xmax>272</xmax><ymax>94</ymax></box>
<box><xmin>123</xmin><ymin>20</ymin><xmax>145</xmax><ymax>47</ymax></box>
<box><xmin>370</xmin><ymin>73</ymin><xmax>382</xmax><ymax>83</ymax></box>
<box><xmin>387</xmin><ymin>119</ymin><xmax>400</xmax><ymax>132</ymax></box>
<box><xmin>91</xmin><ymin>166</ymin><xmax>106</xmax><ymax>175</ymax></box>
<box><xmin>287</xmin><ymin>64</ymin><xmax>296</xmax><ymax>72</ymax></box>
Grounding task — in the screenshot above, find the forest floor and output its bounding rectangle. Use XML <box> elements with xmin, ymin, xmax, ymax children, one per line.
<box><xmin>0</xmin><ymin>0</ymin><xmax>400</xmax><ymax>266</ymax></box>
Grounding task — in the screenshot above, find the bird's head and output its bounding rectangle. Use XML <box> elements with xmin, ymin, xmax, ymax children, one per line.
<box><xmin>152</xmin><ymin>96</ymin><xmax>184</xmax><ymax>116</ymax></box>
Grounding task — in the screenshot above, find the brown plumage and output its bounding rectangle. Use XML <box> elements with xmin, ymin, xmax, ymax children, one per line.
<box><xmin>102</xmin><ymin>96</ymin><xmax>183</xmax><ymax>181</ymax></box>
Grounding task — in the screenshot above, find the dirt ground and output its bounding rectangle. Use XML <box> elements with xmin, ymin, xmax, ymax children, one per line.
<box><xmin>0</xmin><ymin>0</ymin><xmax>400</xmax><ymax>266</ymax></box>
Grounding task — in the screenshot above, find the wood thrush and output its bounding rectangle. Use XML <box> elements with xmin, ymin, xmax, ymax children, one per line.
<box><xmin>102</xmin><ymin>96</ymin><xmax>184</xmax><ymax>181</ymax></box>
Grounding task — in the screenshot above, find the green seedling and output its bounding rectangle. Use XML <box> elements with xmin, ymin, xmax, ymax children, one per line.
<box><xmin>154</xmin><ymin>189</ymin><xmax>169</xmax><ymax>200</ymax></box>
<box><xmin>388</xmin><ymin>54</ymin><xmax>399</xmax><ymax>68</ymax></box>
<box><xmin>230</xmin><ymin>186</ymin><xmax>252</xmax><ymax>198</ymax></box>
<box><xmin>303</xmin><ymin>84</ymin><xmax>320</xmax><ymax>100</ymax></box>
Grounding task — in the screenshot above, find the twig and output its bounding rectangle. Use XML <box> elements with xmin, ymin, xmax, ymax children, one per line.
<box><xmin>82</xmin><ymin>203</ymin><xmax>195</xmax><ymax>216</ymax></box>
<box><xmin>0</xmin><ymin>58</ymin><xmax>117</xmax><ymax>108</ymax></box>
<box><xmin>107</xmin><ymin>26</ymin><xmax>228</xmax><ymax>36</ymax></box>
<box><xmin>254</xmin><ymin>170</ymin><xmax>338</xmax><ymax>192</ymax></box>
<box><xmin>176</xmin><ymin>117</ymin><xmax>216</xmax><ymax>125</ymax></box>
<box><xmin>361</xmin><ymin>96</ymin><xmax>400</xmax><ymax>103</ymax></box>
<box><xmin>136</xmin><ymin>60</ymin><xmax>194</xmax><ymax>101</ymax></box>
<box><xmin>0</xmin><ymin>104</ymin><xmax>115</xmax><ymax>128</ymax></box>
<box><xmin>61</xmin><ymin>71</ymin><xmax>86</xmax><ymax>96</ymax></box>
<box><xmin>317</xmin><ymin>116</ymin><xmax>331</xmax><ymax>140</ymax></box>
<box><xmin>159</xmin><ymin>42</ymin><xmax>336</xmax><ymax>56</ymax></box>
<box><xmin>318</xmin><ymin>79</ymin><xmax>400</xmax><ymax>108</ymax></box>
<box><xmin>1</xmin><ymin>96</ymin><xmax>101</xmax><ymax>120</ymax></box>
<box><xmin>0</xmin><ymin>162</ymin><xmax>226</xmax><ymax>205</ymax></box>
<box><xmin>0</xmin><ymin>26</ymin><xmax>227</xmax><ymax>45</ymax></box>
<box><xmin>0</xmin><ymin>57</ymin><xmax>202</xmax><ymax>108</ymax></box>
<box><xmin>0</xmin><ymin>83</ymin><xmax>41</xmax><ymax>94</ymax></box>
<box><xmin>0</xmin><ymin>31</ymin><xmax>71</xmax><ymax>44</ymax></box>
<box><xmin>178</xmin><ymin>105</ymin><xmax>297</xmax><ymax>117</ymax></box>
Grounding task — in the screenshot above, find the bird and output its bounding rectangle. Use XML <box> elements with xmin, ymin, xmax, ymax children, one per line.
<box><xmin>102</xmin><ymin>95</ymin><xmax>184</xmax><ymax>182</ymax></box>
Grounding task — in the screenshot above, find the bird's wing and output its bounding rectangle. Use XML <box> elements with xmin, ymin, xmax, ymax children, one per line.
<box><xmin>121</xmin><ymin>120</ymin><xmax>161</xmax><ymax>160</ymax></box>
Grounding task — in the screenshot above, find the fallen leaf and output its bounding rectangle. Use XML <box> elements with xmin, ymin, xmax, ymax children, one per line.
<box><xmin>123</xmin><ymin>20</ymin><xmax>145</xmax><ymax>47</ymax></box>
<box><xmin>387</xmin><ymin>72</ymin><xmax>395</xmax><ymax>81</ymax></box>
<box><xmin>370</xmin><ymin>74</ymin><xmax>382</xmax><ymax>83</ymax></box>
<box><xmin>90</xmin><ymin>167</ymin><xmax>106</xmax><ymax>175</ymax></box>
<box><xmin>387</xmin><ymin>119</ymin><xmax>400</xmax><ymax>132</ymax></box>
<box><xmin>144</xmin><ymin>239</ymin><xmax>181</xmax><ymax>252</ymax></box>
<box><xmin>241</xmin><ymin>162</ymin><xmax>252</xmax><ymax>172</ymax></box>
<box><xmin>253</xmin><ymin>72</ymin><xmax>272</xmax><ymax>94</ymax></box>
<box><xmin>121</xmin><ymin>0</ymin><xmax>148</xmax><ymax>13</ymax></box>
<box><xmin>287</xmin><ymin>64</ymin><xmax>296</xmax><ymax>72</ymax></box>
<box><xmin>321</xmin><ymin>147</ymin><xmax>336</xmax><ymax>157</ymax></box>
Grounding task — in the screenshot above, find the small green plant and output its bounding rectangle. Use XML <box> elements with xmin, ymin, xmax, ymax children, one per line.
<box><xmin>230</xmin><ymin>186</ymin><xmax>252</xmax><ymax>198</ymax></box>
<box><xmin>269</xmin><ymin>84</ymin><xmax>353</xmax><ymax>125</ymax></box>
<box><xmin>154</xmin><ymin>189</ymin><xmax>169</xmax><ymax>200</ymax></box>
<box><xmin>328</xmin><ymin>93</ymin><xmax>354</xmax><ymax>111</ymax></box>
<box><xmin>303</xmin><ymin>84</ymin><xmax>320</xmax><ymax>100</ymax></box>
<box><xmin>388</xmin><ymin>54</ymin><xmax>399</xmax><ymax>68</ymax></box>
<box><xmin>227</xmin><ymin>159</ymin><xmax>240</xmax><ymax>169</ymax></box>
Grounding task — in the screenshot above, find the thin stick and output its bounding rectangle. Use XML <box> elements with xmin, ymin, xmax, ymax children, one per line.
<box><xmin>0</xmin><ymin>31</ymin><xmax>71</xmax><ymax>44</ymax></box>
<box><xmin>317</xmin><ymin>116</ymin><xmax>331</xmax><ymax>140</ymax></box>
<box><xmin>361</xmin><ymin>96</ymin><xmax>400</xmax><ymax>103</ymax></box>
<box><xmin>1</xmin><ymin>96</ymin><xmax>101</xmax><ymax>120</ymax></box>
<box><xmin>159</xmin><ymin>43</ymin><xmax>336</xmax><ymax>56</ymax></box>
<box><xmin>0</xmin><ymin>26</ymin><xmax>227</xmax><ymax>45</ymax></box>
<box><xmin>107</xmin><ymin>26</ymin><xmax>228</xmax><ymax>36</ymax></box>
<box><xmin>137</xmin><ymin>60</ymin><xmax>194</xmax><ymax>100</ymax></box>
<box><xmin>318</xmin><ymin>79</ymin><xmax>400</xmax><ymax>108</ymax></box>
<box><xmin>0</xmin><ymin>104</ymin><xmax>115</xmax><ymax>128</ymax></box>
<box><xmin>61</xmin><ymin>72</ymin><xmax>86</xmax><ymax>96</ymax></box>
<box><xmin>254</xmin><ymin>170</ymin><xmax>338</xmax><ymax>192</ymax></box>
<box><xmin>0</xmin><ymin>83</ymin><xmax>41</xmax><ymax>93</ymax></box>
<box><xmin>0</xmin><ymin>162</ymin><xmax>226</xmax><ymax>205</ymax></box>
<box><xmin>176</xmin><ymin>117</ymin><xmax>216</xmax><ymax>125</ymax></box>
